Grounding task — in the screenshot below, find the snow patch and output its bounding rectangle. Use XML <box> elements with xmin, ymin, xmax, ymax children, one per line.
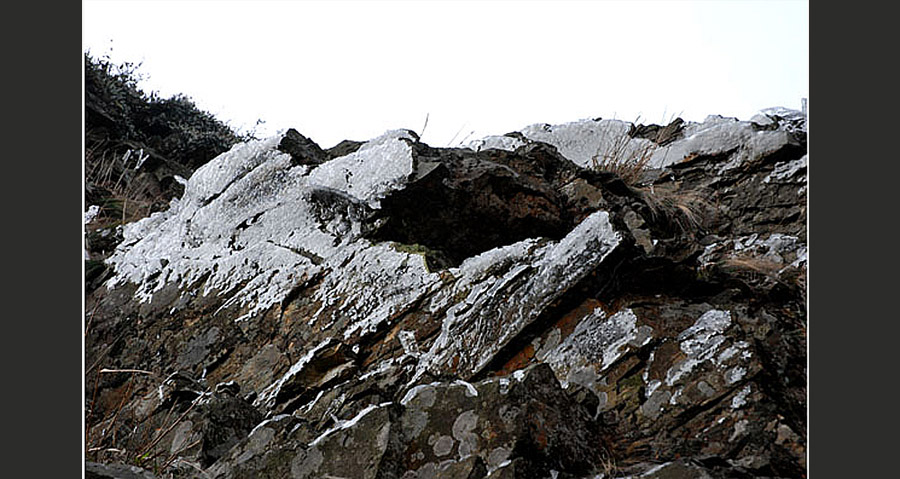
<box><xmin>764</xmin><ymin>155</ymin><xmax>807</xmax><ymax>183</ymax></box>
<box><xmin>469</xmin><ymin>118</ymin><xmax>655</xmax><ymax>170</ymax></box>
<box><xmin>306</xmin><ymin>129</ymin><xmax>416</xmax><ymax>207</ymax></box>
<box><xmin>467</xmin><ymin>134</ymin><xmax>527</xmax><ymax>153</ymax></box>
<box><xmin>452</xmin><ymin>379</ymin><xmax>479</xmax><ymax>397</ymax></box>
<box><xmin>666</xmin><ymin>310</ymin><xmax>732</xmax><ymax>386</ymax></box>
<box><xmin>255</xmin><ymin>338</ymin><xmax>333</xmax><ymax>408</ymax></box>
<box><xmin>105</xmin><ymin>129</ymin><xmax>431</xmax><ymax>322</ymax></box>
<box><xmin>538</xmin><ymin>308</ymin><xmax>650</xmax><ymax>394</ymax></box>
<box><xmin>84</xmin><ymin>205</ymin><xmax>100</xmax><ymax>225</ymax></box>
<box><xmin>731</xmin><ymin>384</ymin><xmax>752</xmax><ymax>409</ymax></box>
<box><xmin>308</xmin><ymin>402</ymin><xmax>392</xmax><ymax>447</ymax></box>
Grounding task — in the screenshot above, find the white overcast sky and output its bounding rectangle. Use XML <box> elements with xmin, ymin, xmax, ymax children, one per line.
<box><xmin>83</xmin><ymin>0</ymin><xmax>808</xmax><ymax>149</ymax></box>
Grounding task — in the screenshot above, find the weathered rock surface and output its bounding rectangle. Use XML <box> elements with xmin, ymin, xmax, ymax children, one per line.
<box><xmin>85</xmin><ymin>109</ymin><xmax>807</xmax><ymax>478</ymax></box>
<box><xmin>86</xmin><ymin>461</ymin><xmax>159</xmax><ymax>479</ymax></box>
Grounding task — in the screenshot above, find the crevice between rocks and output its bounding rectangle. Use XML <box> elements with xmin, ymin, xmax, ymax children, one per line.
<box><xmin>468</xmin><ymin>243</ymin><xmax>636</xmax><ymax>383</ymax></box>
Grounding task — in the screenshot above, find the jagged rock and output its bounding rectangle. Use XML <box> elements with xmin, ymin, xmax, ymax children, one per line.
<box><xmin>406</xmin><ymin>455</ymin><xmax>487</xmax><ymax>479</ymax></box>
<box><xmin>472</xmin><ymin>112</ymin><xmax>805</xmax><ymax>175</ymax></box>
<box><xmin>617</xmin><ymin>459</ymin><xmax>716</xmax><ymax>479</ymax></box>
<box><xmin>278</xmin><ymin>128</ymin><xmax>329</xmax><ymax>166</ymax></box>
<box><xmin>254</xmin><ymin>338</ymin><xmax>358</xmax><ymax>414</ymax></box>
<box><xmin>629</xmin><ymin>118</ymin><xmax>686</xmax><ymax>147</ymax></box>
<box><xmin>325</xmin><ymin>138</ymin><xmax>365</xmax><ymax>159</ymax></box>
<box><xmin>205</xmin><ymin>402</ymin><xmax>399</xmax><ymax>479</ymax></box>
<box><xmin>86</xmin><ymin>383</ymin><xmax>262</xmax><ymax>472</ymax></box>
<box><xmin>85</xmin><ymin>110</ymin><xmax>806</xmax><ymax>478</ymax></box>
<box><xmin>369</xmin><ymin>142</ymin><xmax>590</xmax><ymax>266</ymax></box>
<box><xmin>399</xmin><ymin>364</ymin><xmax>608</xmax><ymax>477</ymax></box>
<box><xmin>194</xmin><ymin>394</ymin><xmax>265</xmax><ymax>467</ymax></box>
<box><xmin>204</xmin><ymin>364</ymin><xmax>606</xmax><ymax>478</ymax></box>
<box><xmin>85</xmin><ymin>461</ymin><xmax>159</xmax><ymax>479</ymax></box>
<box><xmin>751</xmin><ymin>107</ymin><xmax>808</xmax><ymax>134</ymax></box>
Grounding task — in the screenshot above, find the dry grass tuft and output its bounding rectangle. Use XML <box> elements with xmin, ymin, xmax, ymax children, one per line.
<box><xmin>716</xmin><ymin>253</ymin><xmax>808</xmax><ymax>298</ymax></box>
<box><xmin>85</xmin><ymin>134</ymin><xmax>168</xmax><ymax>229</ymax></box>
<box><xmin>718</xmin><ymin>255</ymin><xmax>784</xmax><ymax>281</ymax></box>
<box><xmin>85</xmin><ymin>369</ymin><xmax>205</xmax><ymax>475</ymax></box>
<box><xmin>638</xmin><ymin>183</ymin><xmax>717</xmax><ymax>236</ymax></box>
<box><xmin>590</xmin><ymin>127</ymin><xmax>658</xmax><ymax>186</ymax></box>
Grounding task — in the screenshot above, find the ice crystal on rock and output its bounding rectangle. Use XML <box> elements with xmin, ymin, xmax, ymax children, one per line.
<box><xmin>307</xmin><ymin>129</ymin><xmax>417</xmax><ymax>207</ymax></box>
<box><xmin>470</xmin><ymin>118</ymin><xmax>655</xmax><ymax>169</ymax></box>
<box><xmin>414</xmin><ymin>210</ymin><xmax>623</xmax><ymax>380</ymax></box>
<box><xmin>537</xmin><ymin>308</ymin><xmax>652</xmax><ymax>392</ymax></box>
<box><xmin>88</xmin><ymin>108</ymin><xmax>808</xmax><ymax>478</ymax></box>
<box><xmin>105</xmin><ymin>129</ymin><xmax>425</xmax><ymax>319</ymax></box>
<box><xmin>470</xmin><ymin>113</ymin><xmax>804</xmax><ymax>173</ymax></box>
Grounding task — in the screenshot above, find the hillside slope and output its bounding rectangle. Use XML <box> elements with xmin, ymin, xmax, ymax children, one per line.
<box><xmin>85</xmin><ymin>109</ymin><xmax>807</xmax><ymax>479</ymax></box>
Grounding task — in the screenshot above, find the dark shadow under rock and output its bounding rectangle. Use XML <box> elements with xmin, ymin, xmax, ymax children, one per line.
<box><xmin>367</xmin><ymin>143</ymin><xmax>590</xmax><ymax>267</ymax></box>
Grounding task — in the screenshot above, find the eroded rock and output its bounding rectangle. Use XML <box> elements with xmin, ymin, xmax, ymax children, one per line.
<box><xmin>86</xmin><ymin>109</ymin><xmax>806</xmax><ymax>478</ymax></box>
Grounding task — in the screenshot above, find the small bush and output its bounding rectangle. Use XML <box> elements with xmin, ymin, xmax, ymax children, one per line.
<box><xmin>85</xmin><ymin>53</ymin><xmax>244</xmax><ymax>159</ymax></box>
<box><xmin>84</xmin><ymin>52</ymin><xmax>246</xmax><ymax>228</ymax></box>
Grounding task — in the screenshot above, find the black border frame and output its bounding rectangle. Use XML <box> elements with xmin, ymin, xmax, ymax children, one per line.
<box><xmin>12</xmin><ymin>1</ymin><xmax>841</xmax><ymax>477</ymax></box>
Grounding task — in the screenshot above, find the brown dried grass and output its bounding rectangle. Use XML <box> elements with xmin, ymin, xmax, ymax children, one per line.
<box><xmin>590</xmin><ymin>129</ymin><xmax>657</xmax><ymax>186</ymax></box>
<box><xmin>85</xmin><ymin>134</ymin><xmax>166</xmax><ymax>229</ymax></box>
<box><xmin>639</xmin><ymin>183</ymin><xmax>717</xmax><ymax>236</ymax></box>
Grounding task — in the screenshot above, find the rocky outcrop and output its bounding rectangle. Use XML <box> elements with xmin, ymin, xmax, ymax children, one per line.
<box><xmin>85</xmin><ymin>109</ymin><xmax>807</xmax><ymax>478</ymax></box>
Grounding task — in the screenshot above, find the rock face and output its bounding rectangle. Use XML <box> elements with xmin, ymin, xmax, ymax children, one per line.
<box><xmin>85</xmin><ymin>109</ymin><xmax>807</xmax><ymax>478</ymax></box>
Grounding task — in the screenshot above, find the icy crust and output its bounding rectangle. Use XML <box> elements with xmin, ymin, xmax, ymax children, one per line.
<box><xmin>640</xmin><ymin>309</ymin><xmax>754</xmax><ymax>419</ymax></box>
<box><xmin>307</xmin><ymin>129</ymin><xmax>417</xmax><ymax>207</ymax></box>
<box><xmin>308</xmin><ymin>242</ymin><xmax>442</xmax><ymax>340</ymax></box>
<box><xmin>466</xmin><ymin>134</ymin><xmax>527</xmax><ymax>153</ymax></box>
<box><xmin>734</xmin><ymin>232</ymin><xmax>806</xmax><ymax>265</ymax></box>
<box><xmin>764</xmin><ymin>154</ymin><xmax>807</xmax><ymax>184</ymax></box>
<box><xmin>105</xmin><ymin>129</ymin><xmax>424</xmax><ymax>319</ymax></box>
<box><xmin>698</xmin><ymin>231</ymin><xmax>808</xmax><ymax>275</ymax></box>
<box><xmin>664</xmin><ymin>309</ymin><xmax>745</xmax><ymax>390</ymax></box>
<box><xmin>536</xmin><ymin>308</ymin><xmax>653</xmax><ymax>394</ymax></box>
<box><xmin>469</xmin><ymin>119</ymin><xmax>656</xmax><ymax>169</ymax></box>
<box><xmin>84</xmin><ymin>205</ymin><xmax>100</xmax><ymax>225</ymax></box>
<box><xmin>646</xmin><ymin>116</ymin><xmax>795</xmax><ymax>170</ymax></box>
<box><xmin>468</xmin><ymin>113</ymin><xmax>803</xmax><ymax>172</ymax></box>
<box><xmin>752</xmin><ymin>106</ymin><xmax>808</xmax><ymax>133</ymax></box>
<box><xmin>414</xmin><ymin>210</ymin><xmax>623</xmax><ymax>380</ymax></box>
<box><xmin>519</xmin><ymin>120</ymin><xmax>656</xmax><ymax>169</ymax></box>
<box><xmin>182</xmin><ymin>135</ymin><xmax>284</xmax><ymax>209</ymax></box>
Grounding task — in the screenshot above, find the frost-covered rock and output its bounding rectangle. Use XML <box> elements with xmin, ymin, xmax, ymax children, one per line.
<box><xmin>86</xmin><ymin>110</ymin><xmax>807</xmax><ymax>479</ymax></box>
<box><xmin>470</xmin><ymin>118</ymin><xmax>657</xmax><ymax>170</ymax></box>
<box><xmin>104</xmin><ymin>129</ymin><xmax>425</xmax><ymax>319</ymax></box>
<box><xmin>413</xmin><ymin>210</ymin><xmax>623</xmax><ymax>381</ymax></box>
<box><xmin>752</xmin><ymin>106</ymin><xmax>808</xmax><ymax>133</ymax></box>
<box><xmin>469</xmin><ymin>112</ymin><xmax>806</xmax><ymax>174</ymax></box>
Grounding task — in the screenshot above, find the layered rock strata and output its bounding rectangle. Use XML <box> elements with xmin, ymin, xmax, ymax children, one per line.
<box><xmin>85</xmin><ymin>110</ymin><xmax>807</xmax><ymax>478</ymax></box>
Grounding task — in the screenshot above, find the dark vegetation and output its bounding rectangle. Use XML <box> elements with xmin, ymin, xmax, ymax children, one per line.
<box><xmin>84</xmin><ymin>53</ymin><xmax>253</xmax><ymax>291</ymax></box>
<box><xmin>84</xmin><ymin>53</ymin><xmax>247</xmax><ymax>230</ymax></box>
